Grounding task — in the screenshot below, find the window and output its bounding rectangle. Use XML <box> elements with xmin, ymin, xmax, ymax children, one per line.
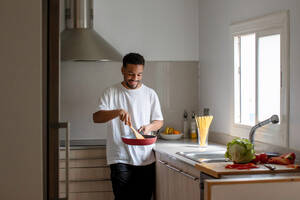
<box><xmin>231</xmin><ymin>11</ymin><xmax>289</xmax><ymax>147</ymax></box>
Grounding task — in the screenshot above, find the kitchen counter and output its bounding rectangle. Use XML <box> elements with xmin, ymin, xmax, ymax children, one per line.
<box><xmin>154</xmin><ymin>138</ymin><xmax>300</xmax><ymax>200</ymax></box>
<box><xmin>154</xmin><ymin>138</ymin><xmax>226</xmax><ymax>166</ymax></box>
<box><xmin>154</xmin><ymin>138</ymin><xmax>300</xmax><ymax>179</ymax></box>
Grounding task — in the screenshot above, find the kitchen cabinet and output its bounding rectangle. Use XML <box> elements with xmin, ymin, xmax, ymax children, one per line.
<box><xmin>205</xmin><ymin>176</ymin><xmax>300</xmax><ymax>200</ymax></box>
<box><xmin>154</xmin><ymin>140</ymin><xmax>300</xmax><ymax>200</ymax></box>
<box><xmin>155</xmin><ymin>151</ymin><xmax>201</xmax><ymax>200</ymax></box>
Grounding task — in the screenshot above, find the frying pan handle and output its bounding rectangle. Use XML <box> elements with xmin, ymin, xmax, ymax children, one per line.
<box><xmin>153</xmin><ymin>129</ymin><xmax>160</xmax><ymax>136</ymax></box>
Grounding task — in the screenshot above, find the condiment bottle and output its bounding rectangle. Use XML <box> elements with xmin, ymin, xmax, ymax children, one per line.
<box><xmin>190</xmin><ymin>112</ymin><xmax>197</xmax><ymax>139</ymax></box>
<box><xmin>183</xmin><ymin>110</ymin><xmax>189</xmax><ymax>138</ymax></box>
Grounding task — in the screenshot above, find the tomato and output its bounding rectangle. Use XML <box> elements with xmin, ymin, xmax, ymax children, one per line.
<box><xmin>260</xmin><ymin>153</ymin><xmax>268</xmax><ymax>163</ymax></box>
<box><xmin>252</xmin><ymin>153</ymin><xmax>268</xmax><ymax>163</ymax></box>
<box><xmin>252</xmin><ymin>154</ymin><xmax>261</xmax><ymax>163</ymax></box>
<box><xmin>267</xmin><ymin>152</ymin><xmax>296</xmax><ymax>165</ymax></box>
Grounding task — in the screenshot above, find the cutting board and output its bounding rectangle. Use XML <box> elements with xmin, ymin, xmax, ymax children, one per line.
<box><xmin>195</xmin><ymin>162</ymin><xmax>300</xmax><ymax>178</ymax></box>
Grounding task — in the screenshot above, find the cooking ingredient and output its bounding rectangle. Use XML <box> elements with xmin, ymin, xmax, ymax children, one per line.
<box><xmin>268</xmin><ymin>157</ymin><xmax>291</xmax><ymax>165</ymax></box>
<box><xmin>183</xmin><ymin>110</ymin><xmax>189</xmax><ymax>138</ymax></box>
<box><xmin>225</xmin><ymin>138</ymin><xmax>255</xmax><ymax>164</ymax></box>
<box><xmin>190</xmin><ymin>112</ymin><xmax>197</xmax><ymax>139</ymax></box>
<box><xmin>281</xmin><ymin>152</ymin><xmax>296</xmax><ymax>161</ymax></box>
<box><xmin>260</xmin><ymin>153</ymin><xmax>269</xmax><ymax>163</ymax></box>
<box><xmin>252</xmin><ymin>153</ymin><xmax>268</xmax><ymax>164</ymax></box>
<box><xmin>164</xmin><ymin>126</ymin><xmax>180</xmax><ymax>134</ymax></box>
<box><xmin>225</xmin><ymin>163</ymin><xmax>258</xmax><ymax>170</ymax></box>
<box><xmin>252</xmin><ymin>154</ymin><xmax>260</xmax><ymax>163</ymax></box>
<box><xmin>195</xmin><ymin>115</ymin><xmax>213</xmax><ymax>146</ymax></box>
<box><xmin>268</xmin><ymin>152</ymin><xmax>296</xmax><ymax>165</ymax></box>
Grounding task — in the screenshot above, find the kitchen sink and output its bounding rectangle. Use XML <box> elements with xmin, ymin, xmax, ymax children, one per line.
<box><xmin>176</xmin><ymin>151</ymin><xmax>229</xmax><ymax>163</ymax></box>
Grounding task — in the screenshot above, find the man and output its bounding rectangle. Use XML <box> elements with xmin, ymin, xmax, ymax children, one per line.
<box><xmin>93</xmin><ymin>53</ymin><xmax>164</xmax><ymax>200</ymax></box>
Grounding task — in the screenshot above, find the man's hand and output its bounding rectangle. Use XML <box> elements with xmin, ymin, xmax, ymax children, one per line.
<box><xmin>118</xmin><ymin>109</ymin><xmax>132</xmax><ymax>126</ymax></box>
<box><xmin>138</xmin><ymin>120</ymin><xmax>164</xmax><ymax>135</ymax></box>
<box><xmin>138</xmin><ymin>125</ymin><xmax>152</xmax><ymax>135</ymax></box>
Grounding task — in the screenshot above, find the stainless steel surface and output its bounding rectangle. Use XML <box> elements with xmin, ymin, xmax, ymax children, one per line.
<box><xmin>264</xmin><ymin>164</ymin><xmax>276</xmax><ymax>171</ymax></box>
<box><xmin>249</xmin><ymin>114</ymin><xmax>279</xmax><ymax>144</ymax></box>
<box><xmin>61</xmin><ymin>0</ymin><xmax>122</xmax><ymax>61</ymax></box>
<box><xmin>65</xmin><ymin>0</ymin><xmax>92</xmax><ymax>29</ymax></box>
<box><xmin>58</xmin><ymin>122</ymin><xmax>70</xmax><ymax>200</ymax></box>
<box><xmin>176</xmin><ymin>151</ymin><xmax>228</xmax><ymax>163</ymax></box>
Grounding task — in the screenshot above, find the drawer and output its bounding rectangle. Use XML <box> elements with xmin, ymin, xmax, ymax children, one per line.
<box><xmin>59</xmin><ymin>191</ymin><xmax>114</xmax><ymax>200</ymax></box>
<box><xmin>60</xmin><ymin>158</ymin><xmax>107</xmax><ymax>168</ymax></box>
<box><xmin>59</xmin><ymin>167</ymin><xmax>110</xmax><ymax>181</ymax></box>
<box><xmin>59</xmin><ymin>180</ymin><xmax>112</xmax><ymax>193</ymax></box>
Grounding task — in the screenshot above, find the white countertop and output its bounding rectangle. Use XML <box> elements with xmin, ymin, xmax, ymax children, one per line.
<box><xmin>154</xmin><ymin>138</ymin><xmax>226</xmax><ymax>166</ymax></box>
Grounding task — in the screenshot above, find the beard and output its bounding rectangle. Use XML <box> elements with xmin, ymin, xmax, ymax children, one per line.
<box><xmin>125</xmin><ymin>80</ymin><xmax>140</xmax><ymax>89</ymax></box>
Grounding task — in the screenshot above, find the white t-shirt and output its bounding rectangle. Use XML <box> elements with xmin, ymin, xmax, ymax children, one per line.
<box><xmin>98</xmin><ymin>83</ymin><xmax>163</xmax><ymax>166</ymax></box>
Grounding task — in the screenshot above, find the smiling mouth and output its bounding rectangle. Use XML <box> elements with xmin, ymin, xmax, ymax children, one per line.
<box><xmin>129</xmin><ymin>80</ymin><xmax>139</xmax><ymax>84</ymax></box>
<box><xmin>125</xmin><ymin>80</ymin><xmax>140</xmax><ymax>89</ymax></box>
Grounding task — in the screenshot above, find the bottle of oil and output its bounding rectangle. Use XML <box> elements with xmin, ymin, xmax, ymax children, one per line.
<box><xmin>190</xmin><ymin>112</ymin><xmax>197</xmax><ymax>139</ymax></box>
<box><xmin>183</xmin><ymin>110</ymin><xmax>189</xmax><ymax>138</ymax></box>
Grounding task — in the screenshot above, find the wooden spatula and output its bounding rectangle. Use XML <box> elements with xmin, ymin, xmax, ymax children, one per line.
<box><xmin>129</xmin><ymin>125</ymin><xmax>145</xmax><ymax>139</ymax></box>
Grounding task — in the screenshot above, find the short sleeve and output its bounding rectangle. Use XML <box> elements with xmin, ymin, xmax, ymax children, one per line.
<box><xmin>150</xmin><ymin>90</ymin><xmax>164</xmax><ymax>121</ymax></box>
<box><xmin>97</xmin><ymin>89</ymin><xmax>111</xmax><ymax>111</ymax></box>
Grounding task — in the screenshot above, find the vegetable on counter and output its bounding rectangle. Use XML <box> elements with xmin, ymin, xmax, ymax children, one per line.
<box><xmin>225</xmin><ymin>138</ymin><xmax>256</xmax><ymax>164</ymax></box>
<box><xmin>268</xmin><ymin>152</ymin><xmax>296</xmax><ymax>165</ymax></box>
<box><xmin>252</xmin><ymin>152</ymin><xmax>296</xmax><ymax>165</ymax></box>
<box><xmin>225</xmin><ymin>163</ymin><xmax>258</xmax><ymax>170</ymax></box>
<box><xmin>252</xmin><ymin>153</ymin><xmax>269</xmax><ymax>164</ymax></box>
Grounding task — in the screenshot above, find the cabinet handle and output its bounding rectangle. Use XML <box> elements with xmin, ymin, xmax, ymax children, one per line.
<box><xmin>158</xmin><ymin>160</ymin><xmax>167</xmax><ymax>165</ymax></box>
<box><xmin>180</xmin><ymin>171</ymin><xmax>200</xmax><ymax>182</ymax></box>
<box><xmin>158</xmin><ymin>160</ymin><xmax>181</xmax><ymax>173</ymax></box>
<box><xmin>165</xmin><ymin>164</ymin><xmax>181</xmax><ymax>173</ymax></box>
<box><xmin>158</xmin><ymin>160</ymin><xmax>199</xmax><ymax>182</ymax></box>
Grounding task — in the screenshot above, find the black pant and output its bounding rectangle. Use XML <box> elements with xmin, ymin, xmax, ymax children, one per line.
<box><xmin>110</xmin><ymin>162</ymin><xmax>155</xmax><ymax>200</ymax></box>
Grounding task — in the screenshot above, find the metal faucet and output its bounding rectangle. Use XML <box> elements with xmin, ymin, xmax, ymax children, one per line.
<box><xmin>249</xmin><ymin>115</ymin><xmax>279</xmax><ymax>144</ymax></box>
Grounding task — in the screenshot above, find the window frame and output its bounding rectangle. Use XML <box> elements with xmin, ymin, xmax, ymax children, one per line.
<box><xmin>230</xmin><ymin>11</ymin><xmax>290</xmax><ymax>147</ymax></box>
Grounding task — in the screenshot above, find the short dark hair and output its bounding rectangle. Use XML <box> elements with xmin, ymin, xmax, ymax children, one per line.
<box><xmin>122</xmin><ymin>53</ymin><xmax>145</xmax><ymax>68</ymax></box>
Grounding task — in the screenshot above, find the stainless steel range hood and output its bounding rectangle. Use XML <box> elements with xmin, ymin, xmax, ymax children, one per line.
<box><xmin>61</xmin><ymin>0</ymin><xmax>122</xmax><ymax>61</ymax></box>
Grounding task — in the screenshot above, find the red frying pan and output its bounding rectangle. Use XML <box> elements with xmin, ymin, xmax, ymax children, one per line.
<box><xmin>122</xmin><ymin>135</ymin><xmax>157</xmax><ymax>146</ymax></box>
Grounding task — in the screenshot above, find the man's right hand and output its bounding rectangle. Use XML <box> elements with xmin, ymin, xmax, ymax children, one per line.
<box><xmin>118</xmin><ymin>109</ymin><xmax>132</xmax><ymax>126</ymax></box>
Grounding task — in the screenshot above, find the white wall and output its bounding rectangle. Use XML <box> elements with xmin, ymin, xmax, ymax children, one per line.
<box><xmin>60</xmin><ymin>0</ymin><xmax>199</xmax><ymax>61</ymax></box>
<box><xmin>60</xmin><ymin>61</ymin><xmax>199</xmax><ymax>140</ymax></box>
<box><xmin>59</xmin><ymin>0</ymin><xmax>200</xmax><ymax>140</ymax></box>
<box><xmin>198</xmin><ymin>0</ymin><xmax>300</xmax><ymax>150</ymax></box>
<box><xmin>0</xmin><ymin>0</ymin><xmax>43</xmax><ymax>199</ymax></box>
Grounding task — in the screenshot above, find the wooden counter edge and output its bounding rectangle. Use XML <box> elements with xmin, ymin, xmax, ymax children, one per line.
<box><xmin>194</xmin><ymin>163</ymin><xmax>220</xmax><ymax>178</ymax></box>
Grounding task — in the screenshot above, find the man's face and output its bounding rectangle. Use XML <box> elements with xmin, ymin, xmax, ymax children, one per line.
<box><xmin>122</xmin><ymin>64</ymin><xmax>144</xmax><ymax>89</ymax></box>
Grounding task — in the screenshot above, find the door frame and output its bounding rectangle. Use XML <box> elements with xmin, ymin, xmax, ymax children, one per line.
<box><xmin>43</xmin><ymin>0</ymin><xmax>60</xmax><ymax>199</ymax></box>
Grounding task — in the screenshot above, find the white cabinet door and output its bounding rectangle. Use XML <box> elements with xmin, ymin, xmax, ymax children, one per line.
<box><xmin>156</xmin><ymin>159</ymin><xmax>169</xmax><ymax>200</ymax></box>
<box><xmin>156</xmin><ymin>159</ymin><xmax>200</xmax><ymax>200</ymax></box>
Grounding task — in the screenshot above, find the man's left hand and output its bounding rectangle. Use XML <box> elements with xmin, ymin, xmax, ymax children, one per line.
<box><xmin>138</xmin><ymin>125</ymin><xmax>152</xmax><ymax>135</ymax></box>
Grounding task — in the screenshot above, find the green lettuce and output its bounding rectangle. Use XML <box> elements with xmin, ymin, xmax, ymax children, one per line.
<box><xmin>225</xmin><ymin>138</ymin><xmax>255</xmax><ymax>164</ymax></box>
